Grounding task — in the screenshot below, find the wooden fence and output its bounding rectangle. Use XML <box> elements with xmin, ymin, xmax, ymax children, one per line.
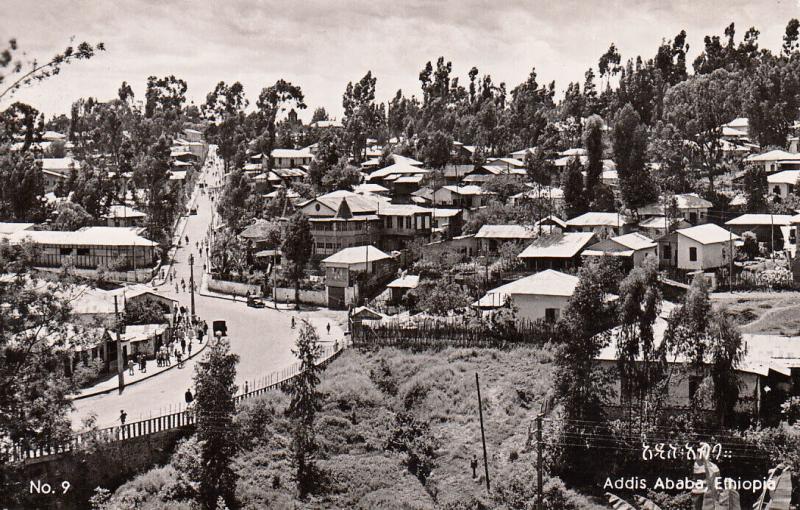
<box><xmin>353</xmin><ymin>318</ymin><xmax>556</xmax><ymax>350</ymax></box>
<box><xmin>2</xmin><ymin>342</ymin><xmax>344</xmax><ymax>464</ymax></box>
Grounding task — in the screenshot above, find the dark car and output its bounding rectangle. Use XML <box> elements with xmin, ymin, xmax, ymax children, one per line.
<box><xmin>212</xmin><ymin>320</ymin><xmax>227</xmax><ymax>337</ymax></box>
<box><xmin>189</xmin><ymin>207</ymin><xmax>198</xmax><ymax>215</ymax></box>
<box><xmin>247</xmin><ymin>296</ymin><xmax>265</xmax><ymax>308</ymax></box>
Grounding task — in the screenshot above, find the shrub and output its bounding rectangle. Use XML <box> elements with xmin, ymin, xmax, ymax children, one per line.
<box><xmin>385</xmin><ymin>412</ymin><xmax>438</xmax><ymax>485</ymax></box>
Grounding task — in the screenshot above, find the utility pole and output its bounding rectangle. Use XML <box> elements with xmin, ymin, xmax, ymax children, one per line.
<box><xmin>189</xmin><ymin>252</ymin><xmax>196</xmax><ymax>318</ymax></box>
<box><xmin>536</xmin><ymin>414</ymin><xmax>543</xmax><ymax>510</ymax></box>
<box><xmin>475</xmin><ymin>373</ymin><xmax>490</xmax><ymax>493</ymax></box>
<box><xmin>114</xmin><ymin>296</ymin><xmax>125</xmax><ymax>394</ymax></box>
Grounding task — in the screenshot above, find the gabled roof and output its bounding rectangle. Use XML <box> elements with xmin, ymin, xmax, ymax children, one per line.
<box><xmin>387</xmin><ymin>274</ymin><xmax>420</xmax><ymax>289</ymax></box>
<box><xmin>638</xmin><ymin>216</ymin><xmax>689</xmax><ymax>229</ymax></box>
<box><xmin>474</xmin><ymin>269</ymin><xmax>579</xmax><ymax>307</ymax></box>
<box><xmin>518</xmin><ymin>232</ymin><xmax>596</xmax><ymax>259</ymax></box>
<box><xmin>103</xmin><ymin>205</ymin><xmax>146</xmax><ymax>219</ymax></box>
<box><xmin>767</xmin><ymin>170</ymin><xmax>800</xmax><ymax>184</ymax></box>
<box><xmin>380</xmin><ymin>204</ymin><xmax>432</xmax><ymax>216</ymax></box>
<box><xmin>367</xmin><ymin>162</ymin><xmax>429</xmax><ymax>180</ymax></box>
<box><xmin>5</xmin><ymin>227</ymin><xmax>157</xmax><ymax>247</ymax></box>
<box><xmin>474</xmin><ymin>224</ymin><xmax>536</xmax><ymax>239</ymax></box>
<box><xmin>240</xmin><ymin>219</ymin><xmax>279</xmax><ymax>240</ymax></box>
<box><xmin>535</xmin><ymin>215</ymin><xmax>567</xmax><ymax>228</ymax></box>
<box><xmin>746</xmin><ymin>150</ymin><xmax>800</xmax><ymax>163</ymax></box>
<box><xmin>353</xmin><ymin>183</ymin><xmax>389</xmax><ymax>194</ymax></box>
<box><xmin>391</xmin><ymin>154</ymin><xmax>423</xmax><ymax>166</ymax></box>
<box><xmin>321</xmin><ymin>245</ymin><xmax>391</xmax><ymax>265</ymax></box>
<box><xmin>725</xmin><ymin>214</ymin><xmax>794</xmax><ymax>227</ymax></box>
<box><xmin>302</xmin><ymin>190</ymin><xmax>384</xmax><ymax>216</ymax></box>
<box><xmin>675</xmin><ymin>224</ymin><xmax>740</xmax><ymax>245</ymax></box>
<box><xmin>566</xmin><ymin>212</ymin><xmax>631</xmax><ymax>228</ymax></box>
<box><xmin>583</xmin><ymin>234</ymin><xmax>657</xmax><ymax>258</ymax></box>
<box><xmin>639</xmin><ymin>193</ymin><xmax>713</xmax><ymax>215</ymax></box>
<box><xmin>610</xmin><ymin>232</ymin><xmax>657</xmax><ymax>250</ymax></box>
<box><xmin>441</xmin><ymin>185</ymin><xmax>484</xmax><ymax>195</ymax></box>
<box><xmin>0</xmin><ymin>222</ymin><xmax>35</xmax><ymax>235</ymax></box>
<box><xmin>271</xmin><ymin>148</ymin><xmax>312</xmax><ymax>159</ymax></box>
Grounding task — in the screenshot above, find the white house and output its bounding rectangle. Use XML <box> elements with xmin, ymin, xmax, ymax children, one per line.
<box><xmin>271</xmin><ymin>148</ymin><xmax>313</xmax><ymax>169</ymax></box>
<box><xmin>565</xmin><ymin>212</ymin><xmax>634</xmax><ymax>236</ymax></box>
<box><xmin>767</xmin><ymin>170</ymin><xmax>800</xmax><ymax>201</ymax></box>
<box><xmin>582</xmin><ymin>232</ymin><xmax>657</xmax><ymax>267</ymax></box>
<box><xmin>746</xmin><ymin>150</ymin><xmax>800</xmax><ymax>175</ymax></box>
<box><xmin>474</xmin><ymin>224</ymin><xmax>537</xmax><ymax>254</ymax></box>
<box><xmin>657</xmin><ymin>224</ymin><xmax>740</xmax><ymax>272</ymax></box>
<box><xmin>103</xmin><ymin>205</ymin><xmax>147</xmax><ymax>228</ymax></box>
<box><xmin>432</xmin><ymin>185</ymin><xmax>487</xmax><ymax>209</ymax></box>
<box><xmin>637</xmin><ymin>216</ymin><xmax>692</xmax><ymax>240</ymax></box>
<box><xmin>473</xmin><ymin>269</ymin><xmax>579</xmax><ymax>323</ymax></box>
<box><xmin>638</xmin><ymin>193</ymin><xmax>713</xmax><ymax>225</ymax></box>
<box><xmin>517</xmin><ymin>232</ymin><xmax>596</xmax><ymax>271</ymax></box>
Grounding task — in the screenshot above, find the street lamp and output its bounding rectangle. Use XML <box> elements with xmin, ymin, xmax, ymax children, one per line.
<box><xmin>189</xmin><ymin>253</ymin><xmax>196</xmax><ymax>318</ymax></box>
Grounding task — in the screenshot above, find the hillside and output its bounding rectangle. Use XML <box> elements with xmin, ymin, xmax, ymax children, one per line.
<box><xmin>99</xmin><ymin>346</ymin><xmax>605</xmax><ymax>509</ymax></box>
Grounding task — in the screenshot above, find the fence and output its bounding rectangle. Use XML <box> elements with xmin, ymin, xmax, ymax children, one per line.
<box><xmin>353</xmin><ymin>318</ymin><xmax>556</xmax><ymax>350</ymax></box>
<box><xmin>2</xmin><ymin>342</ymin><xmax>344</xmax><ymax>464</ymax></box>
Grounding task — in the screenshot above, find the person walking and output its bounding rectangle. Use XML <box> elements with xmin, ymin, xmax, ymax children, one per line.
<box><xmin>327</xmin><ymin>323</ymin><xmax>331</xmax><ymax>335</ymax></box>
<box><xmin>176</xmin><ymin>350</ymin><xmax>183</xmax><ymax>368</ymax></box>
<box><xmin>141</xmin><ymin>356</ymin><xmax>147</xmax><ymax>373</ymax></box>
<box><xmin>291</xmin><ymin>316</ymin><xmax>296</xmax><ymax>329</ymax></box>
<box><xmin>184</xmin><ymin>388</ymin><xmax>193</xmax><ymax>404</ymax></box>
<box><xmin>244</xmin><ymin>381</ymin><xmax>249</xmax><ymax>394</ymax></box>
<box><xmin>119</xmin><ymin>410</ymin><xmax>127</xmax><ymax>426</ymax></box>
<box><xmin>175</xmin><ymin>283</ymin><xmax>179</xmax><ymax>293</ymax></box>
<box><xmin>127</xmin><ymin>359</ymin><xmax>134</xmax><ymax>376</ymax></box>
<box><xmin>470</xmin><ymin>455</ymin><xmax>478</xmax><ymax>479</ymax></box>
<box><xmin>188</xmin><ymin>342</ymin><xmax>192</xmax><ymax>356</ymax></box>
<box><xmin>181</xmin><ymin>338</ymin><xmax>186</xmax><ymax>354</ymax></box>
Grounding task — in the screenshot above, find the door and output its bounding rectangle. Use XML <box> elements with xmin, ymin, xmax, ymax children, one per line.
<box><xmin>328</xmin><ymin>286</ymin><xmax>346</xmax><ymax>310</ymax></box>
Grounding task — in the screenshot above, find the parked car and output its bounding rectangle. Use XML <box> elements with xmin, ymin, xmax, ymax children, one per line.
<box><xmin>247</xmin><ymin>296</ymin><xmax>265</xmax><ymax>308</ymax></box>
<box><xmin>189</xmin><ymin>207</ymin><xmax>198</xmax><ymax>215</ymax></box>
<box><xmin>212</xmin><ymin>320</ymin><xmax>227</xmax><ymax>337</ymax></box>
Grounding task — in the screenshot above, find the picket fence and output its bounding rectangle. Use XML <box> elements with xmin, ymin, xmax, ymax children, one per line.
<box><xmin>2</xmin><ymin>343</ymin><xmax>344</xmax><ymax>464</ymax></box>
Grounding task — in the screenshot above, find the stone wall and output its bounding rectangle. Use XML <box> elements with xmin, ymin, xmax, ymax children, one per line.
<box><xmin>207</xmin><ymin>276</ymin><xmax>261</xmax><ymax>296</ymax></box>
<box><xmin>16</xmin><ymin>426</ymin><xmax>192</xmax><ymax>509</ymax></box>
<box><xmin>273</xmin><ymin>287</ymin><xmax>328</xmax><ymax>306</ymax></box>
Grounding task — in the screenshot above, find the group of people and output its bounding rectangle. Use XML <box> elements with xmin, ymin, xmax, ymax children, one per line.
<box><xmin>126</xmin><ymin>354</ymin><xmax>147</xmax><ymax>375</ymax></box>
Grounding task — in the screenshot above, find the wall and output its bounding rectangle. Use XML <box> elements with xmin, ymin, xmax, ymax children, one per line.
<box><xmin>207</xmin><ymin>276</ymin><xmax>261</xmax><ymax>296</ymax></box>
<box><xmin>511</xmin><ymin>294</ymin><xmax>569</xmax><ymax>322</ymax></box>
<box><xmin>273</xmin><ymin>287</ymin><xmax>327</xmax><ymax>306</ymax></box>
<box><xmin>17</xmin><ymin>427</ymin><xmax>191</xmax><ymax>509</ymax></box>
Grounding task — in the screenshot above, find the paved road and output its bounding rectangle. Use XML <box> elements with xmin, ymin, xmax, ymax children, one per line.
<box><xmin>71</xmin><ymin>146</ymin><xmax>345</xmax><ymax>430</ymax></box>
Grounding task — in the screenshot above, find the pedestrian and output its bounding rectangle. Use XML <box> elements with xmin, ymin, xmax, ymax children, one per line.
<box><xmin>181</xmin><ymin>338</ymin><xmax>186</xmax><ymax>354</ymax></box>
<box><xmin>185</xmin><ymin>235</ymin><xmax>189</xmax><ymax>244</ymax></box>
<box><xmin>184</xmin><ymin>388</ymin><xmax>193</xmax><ymax>404</ymax></box>
<box><xmin>139</xmin><ymin>354</ymin><xmax>145</xmax><ymax>372</ymax></box>
<box><xmin>203</xmin><ymin>321</ymin><xmax>208</xmax><ymax>335</ymax></box>
<box><xmin>120</xmin><ymin>410</ymin><xmax>127</xmax><ymax>426</ymax></box>
<box><xmin>176</xmin><ymin>350</ymin><xmax>183</xmax><ymax>367</ymax></box>
<box><xmin>244</xmin><ymin>381</ymin><xmax>249</xmax><ymax>394</ymax></box>
<box><xmin>291</xmin><ymin>316</ymin><xmax>296</xmax><ymax>329</ymax></box>
<box><xmin>141</xmin><ymin>356</ymin><xmax>147</xmax><ymax>373</ymax></box>
<box><xmin>175</xmin><ymin>283</ymin><xmax>179</xmax><ymax>293</ymax></box>
<box><xmin>182</xmin><ymin>281</ymin><xmax>186</xmax><ymax>292</ymax></box>
<box><xmin>470</xmin><ymin>455</ymin><xmax>478</xmax><ymax>479</ymax></box>
<box><xmin>127</xmin><ymin>359</ymin><xmax>134</xmax><ymax>376</ymax></box>
<box><xmin>156</xmin><ymin>350</ymin><xmax>162</xmax><ymax>367</ymax></box>
<box><xmin>327</xmin><ymin>323</ymin><xmax>331</xmax><ymax>335</ymax></box>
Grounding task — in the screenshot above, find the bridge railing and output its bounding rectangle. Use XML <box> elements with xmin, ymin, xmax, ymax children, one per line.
<box><xmin>2</xmin><ymin>342</ymin><xmax>344</xmax><ymax>463</ymax></box>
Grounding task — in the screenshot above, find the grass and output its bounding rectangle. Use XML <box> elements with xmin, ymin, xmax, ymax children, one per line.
<box><xmin>103</xmin><ymin>345</ymin><xmax>609</xmax><ymax>509</ymax></box>
<box><xmin>714</xmin><ymin>296</ymin><xmax>800</xmax><ymax>335</ymax></box>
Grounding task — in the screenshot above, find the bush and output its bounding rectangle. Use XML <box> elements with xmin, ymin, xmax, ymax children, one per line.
<box><xmin>385</xmin><ymin>412</ymin><xmax>438</xmax><ymax>485</ymax></box>
<box><xmin>71</xmin><ymin>358</ymin><xmax>105</xmax><ymax>388</ymax></box>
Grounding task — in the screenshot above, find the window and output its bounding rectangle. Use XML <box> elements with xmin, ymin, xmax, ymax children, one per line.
<box><xmin>773</xmin><ymin>185</ymin><xmax>782</xmax><ymax>196</ymax></box>
<box><xmin>689</xmin><ymin>212</ymin><xmax>698</xmax><ymax>224</ymax></box>
<box><xmin>385</xmin><ymin>216</ymin><xmax>393</xmax><ymax>229</ymax></box>
<box><xmin>662</xmin><ymin>245</ymin><xmax>671</xmax><ymax>260</ymax></box>
<box><xmin>59</xmin><ymin>248</ymin><xmax>73</xmax><ymax>256</ymax></box>
<box><xmin>688</xmin><ymin>376</ymin><xmax>702</xmax><ymax>402</ymax></box>
<box><xmin>76</xmin><ymin>248</ymin><xmax>90</xmax><ymax>256</ymax></box>
<box><xmin>545</xmin><ymin>308</ymin><xmax>560</xmax><ymax>323</ymax></box>
<box><xmin>689</xmin><ymin>246</ymin><xmax>697</xmax><ymax>262</ymax></box>
<box><xmin>405</xmin><ymin>217</ymin><xmax>412</xmax><ymax>229</ymax></box>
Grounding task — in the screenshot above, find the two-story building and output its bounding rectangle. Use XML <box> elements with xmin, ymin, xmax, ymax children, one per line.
<box><xmin>638</xmin><ymin>193</ymin><xmax>713</xmax><ymax>225</ymax></box>
<box><xmin>565</xmin><ymin>212</ymin><xmax>635</xmax><ymax>237</ymax></box>
<box><xmin>322</xmin><ymin>245</ymin><xmax>393</xmax><ymax>309</ymax></box>
<box><xmin>657</xmin><ymin>224</ymin><xmax>740</xmax><ymax>273</ymax></box>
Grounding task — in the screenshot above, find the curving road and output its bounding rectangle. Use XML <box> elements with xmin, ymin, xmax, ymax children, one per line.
<box><xmin>71</xmin><ymin>145</ymin><xmax>345</xmax><ymax>430</ymax></box>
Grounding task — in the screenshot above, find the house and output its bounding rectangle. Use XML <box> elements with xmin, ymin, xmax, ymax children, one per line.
<box><xmin>638</xmin><ymin>193</ymin><xmax>713</xmax><ymax>225</ymax></box>
<box><xmin>0</xmin><ymin>222</ymin><xmax>34</xmax><ymax>235</ymax></box>
<box><xmin>366</xmin><ymin>162</ymin><xmax>429</xmax><ymax>188</ymax></box>
<box><xmin>431</xmin><ymin>208</ymin><xmax>464</xmax><ymax>239</ymax></box>
<box><xmin>721</xmin><ymin>117</ymin><xmax>750</xmax><ymax>140</ymax></box>
<box><xmin>517</xmin><ymin>232</ymin><xmax>596</xmax><ymax>271</ymax></box>
<box><xmin>473</xmin><ymin>269</ymin><xmax>579</xmax><ymax>323</ymax></box>
<box><xmin>724</xmin><ymin>214</ymin><xmax>795</xmax><ymax>251</ymax></box>
<box><xmin>432</xmin><ymin>185</ymin><xmax>487</xmax><ymax>209</ymax></box>
<box><xmin>322</xmin><ymin>246</ymin><xmax>393</xmax><ymax>309</ymax></box>
<box><xmin>746</xmin><ymin>150</ymin><xmax>800</xmax><ymax>175</ymax></box>
<box><xmin>509</xmin><ymin>147</ymin><xmax>537</xmax><ymax>160</ymax></box>
<box><xmin>41</xmin><ymin>157</ymin><xmax>80</xmax><ymax>192</ymax></box>
<box><xmin>462</xmin><ymin>164</ymin><xmax>526</xmax><ymax>184</ymax></box>
<box><xmin>441</xmin><ymin>164</ymin><xmax>474</xmax><ymax>184</ymax></box>
<box><xmin>353</xmin><ymin>183</ymin><xmax>390</xmax><ymax>196</ymax></box>
<box><xmin>597</xmin><ymin>314</ymin><xmax>793</xmax><ymax>419</ymax></box>
<box><xmin>2</xmin><ymin>227</ymin><xmax>158</xmax><ymax>271</ymax></box>
<box><xmin>386</xmin><ymin>274</ymin><xmax>419</xmax><ymax>304</ymax></box>
<box><xmin>270</xmin><ymin>148</ymin><xmax>313</xmax><ymax>169</ymax></box>
<box><xmin>509</xmin><ymin>186</ymin><xmax>565</xmax><ymax>210</ymax></box>
<box><xmin>582</xmin><ymin>232</ymin><xmax>657</xmax><ymax>268</ymax></box>
<box><xmin>239</xmin><ymin>219</ymin><xmax>281</xmax><ymax>252</ymax></box>
<box><xmin>301</xmin><ymin>191</ymin><xmax>384</xmax><ymax>258</ymax></box>
<box><xmin>120</xmin><ymin>323</ymin><xmax>169</xmax><ymax>359</ymax></box>
<box><xmin>565</xmin><ymin>212</ymin><xmax>634</xmax><ymax>236</ymax></box>
<box><xmin>379</xmin><ymin>204</ymin><xmax>433</xmax><ymax>251</ymax></box>
<box><xmin>637</xmin><ymin>216</ymin><xmax>692</xmax><ymax>240</ymax></box>
<box><xmin>103</xmin><ymin>205</ymin><xmax>147</xmax><ymax>228</ymax></box>
<box><xmin>657</xmin><ymin>224</ymin><xmax>740</xmax><ymax>272</ymax></box>
<box><xmin>767</xmin><ymin>170</ymin><xmax>800</xmax><ymax>201</ymax></box>
<box><xmin>474</xmin><ymin>224</ymin><xmax>537</xmax><ymax>254</ymax></box>
<box><xmin>182</xmin><ymin>128</ymin><xmax>204</xmax><ymax>143</ymax></box>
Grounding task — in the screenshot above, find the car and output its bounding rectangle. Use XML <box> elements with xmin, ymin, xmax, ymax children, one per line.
<box><xmin>189</xmin><ymin>208</ymin><xmax>198</xmax><ymax>215</ymax></box>
<box><xmin>212</xmin><ymin>320</ymin><xmax>227</xmax><ymax>337</ymax></box>
<box><xmin>247</xmin><ymin>296</ymin><xmax>265</xmax><ymax>308</ymax></box>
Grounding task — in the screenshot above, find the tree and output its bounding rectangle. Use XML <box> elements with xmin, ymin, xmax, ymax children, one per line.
<box><xmin>744</xmin><ymin>58</ymin><xmax>800</xmax><ymax>148</ymax></box>
<box><xmin>612</xmin><ymin>104</ymin><xmax>657</xmax><ymax>213</ymax></box>
<box><xmin>417</xmin><ymin>130</ymin><xmax>452</xmax><ymax>169</ymax></box>
<box><xmin>662</xmin><ymin>69</ymin><xmax>742</xmax><ymax>192</ymax></box>
<box><xmin>193</xmin><ymin>337</ymin><xmax>239</xmax><ymax>509</ymax></box>
<box><xmin>144</xmin><ymin>75</ymin><xmax>187</xmax><ymax>119</ymax></box>
<box><xmin>0</xmin><ymin>150</ymin><xmax>44</xmax><ymax>221</ymax></box>
<box><xmin>743</xmin><ymin>165</ymin><xmax>768</xmax><ymax>212</ymax></box>
<box><xmin>310</xmin><ymin>107</ymin><xmax>329</xmax><ymax>123</ymax></box>
<box><xmin>0</xmin><ymin>255</ymin><xmax>75</xmax><ymax>505</ymax></box>
<box><xmin>0</xmin><ymin>39</ymin><xmax>104</xmax><ymax>103</ymax></box>
<box><xmin>285</xmin><ymin>320</ymin><xmax>324</xmax><ymax>499</ymax></box>
<box><xmin>52</xmin><ymin>202</ymin><xmax>93</xmax><ymax>231</ymax></box>
<box><xmin>281</xmin><ymin>213</ymin><xmax>313</xmax><ymax>310</ymax></box>
<box><xmin>583</xmin><ymin>114</ymin><xmax>604</xmax><ymax>205</ymax></box>
<box><xmin>124</xmin><ymin>296</ymin><xmax>169</xmax><ymax>325</ymax></box>
<box><xmin>321</xmin><ymin>161</ymin><xmax>361</xmax><ymax>192</ymax></box>
<box><xmin>654</xmin><ymin>30</ymin><xmax>689</xmax><ymax>86</ymax></box>
<box><xmin>256</xmin><ymin>80</ymin><xmax>306</xmax><ymax>171</ymax></box>
<box><xmin>342</xmin><ymin>71</ymin><xmax>379</xmax><ymax>162</ymax></box>
<box><xmin>783</xmin><ymin>19</ymin><xmax>800</xmax><ymax>56</ymax></box>
<box><xmin>615</xmin><ymin>257</ymin><xmax>664</xmax><ymax>420</ymax></box>
<box><xmin>407</xmin><ymin>279</ymin><xmax>472</xmax><ymax>315</ymax></box>
<box><xmin>561</xmin><ymin>156</ymin><xmax>587</xmax><ymax>219</ymax></box>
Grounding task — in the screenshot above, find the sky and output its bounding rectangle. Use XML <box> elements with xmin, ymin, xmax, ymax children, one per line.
<box><xmin>1</xmin><ymin>0</ymin><xmax>799</xmax><ymax>121</ymax></box>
